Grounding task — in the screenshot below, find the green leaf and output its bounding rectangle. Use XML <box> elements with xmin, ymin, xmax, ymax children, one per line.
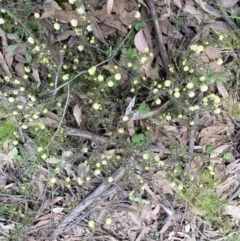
<box><xmin>135</xmin><ymin>22</ymin><xmax>143</xmax><ymax>31</ymax></box>
<box><xmin>25</xmin><ymin>52</ymin><xmax>32</xmax><ymax>62</ymax></box>
<box><xmin>7</xmin><ymin>44</ymin><xmax>18</xmax><ymax>53</ymax></box>
<box><xmin>125</xmin><ymin>48</ymin><xmax>137</xmax><ymax>60</ymax></box>
<box><xmin>27</xmin><ymin>20</ymin><xmax>38</xmax><ymax>31</ymax></box>
<box><xmin>132</xmin><ymin>133</ymin><xmax>144</xmax><ymax>146</ymax></box>
<box><xmin>31</xmin><ymin>83</ymin><xmax>37</xmax><ymax>90</ymax></box>
<box><xmin>24</xmin><ymin>3</ymin><xmax>32</xmax><ymax>16</ymax></box>
<box><xmin>223</xmin><ymin>152</ymin><xmax>232</xmax><ymax>160</ymax></box>
<box><xmin>0</xmin><ymin>206</ymin><xmax>7</xmax><ymax>214</ymax></box>
<box><xmin>138</xmin><ymin>104</ymin><xmax>150</xmax><ymax>114</ymax></box>
<box><xmin>206</xmin><ymin>145</ymin><xmax>215</xmax><ymax>155</ymax></box>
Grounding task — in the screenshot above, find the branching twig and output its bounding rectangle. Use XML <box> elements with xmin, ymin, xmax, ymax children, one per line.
<box><xmin>51</xmin><ymin>28</ymin><xmax>134</xmax><ymax>94</ymax></box>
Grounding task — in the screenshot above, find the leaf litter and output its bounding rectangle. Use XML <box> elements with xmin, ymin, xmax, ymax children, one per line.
<box><xmin>1</xmin><ymin>0</ymin><xmax>240</xmax><ymax>240</ymax></box>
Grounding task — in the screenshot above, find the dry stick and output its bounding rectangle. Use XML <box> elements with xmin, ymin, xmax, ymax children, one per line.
<box><xmin>53</xmin><ymin>53</ymin><xmax>64</xmax><ymax>96</ymax></box>
<box><xmin>51</xmin><ymin>167</ymin><xmax>126</xmax><ymax>240</ymax></box>
<box><xmin>148</xmin><ymin>0</ymin><xmax>169</xmax><ymax>75</ymax></box>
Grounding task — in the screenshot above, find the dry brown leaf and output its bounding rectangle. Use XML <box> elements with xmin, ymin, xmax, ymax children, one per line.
<box><xmin>194</xmin><ymin>0</ymin><xmax>218</xmax><ymax>14</ymax></box>
<box><xmin>90</xmin><ymin>15</ymin><xmax>107</xmax><ymax>43</ymax></box>
<box><xmin>217</xmin><ymin>83</ymin><xmax>229</xmax><ymax>98</ymax></box>
<box><xmin>210</xmin><ymin>21</ymin><xmax>232</xmax><ymax>35</ymax></box>
<box><xmin>14</xmin><ymin>62</ymin><xmax>25</xmax><ymax>78</ymax></box>
<box><xmin>204</xmin><ymin>46</ymin><xmax>220</xmax><ymax>59</ymax></box>
<box><xmin>33</xmin><ymin>181</ymin><xmax>45</xmax><ymax>198</ymax></box>
<box><xmin>54</xmin><ymin>30</ymin><xmax>77</xmax><ymax>42</ymax></box>
<box><xmin>43</xmin><ymin>0</ymin><xmax>62</xmax><ymax>15</ymax></box>
<box><xmin>73</xmin><ymin>104</ymin><xmax>82</xmax><ymax>127</ymax></box>
<box><xmin>32</xmin><ymin>69</ymin><xmax>41</xmax><ymax>88</ymax></box>
<box><xmin>173</xmin><ymin>0</ymin><xmax>182</xmax><ymax>8</ymax></box>
<box><xmin>107</xmin><ymin>0</ymin><xmax>114</xmax><ymax>16</ymax></box>
<box><xmin>183</xmin><ymin>5</ymin><xmax>202</xmax><ymax>24</ymax></box>
<box><xmin>152</xmin><ymin>171</ymin><xmax>173</xmax><ymax>195</ymax></box>
<box><xmin>200</xmin><ymin>124</ymin><xmax>227</xmax><ymax>136</ymax></box>
<box><xmin>225</xmin><ymin>205</ymin><xmax>240</xmax><ymax>219</ymax></box>
<box><xmin>210</xmin><ymin>144</ymin><xmax>231</xmax><ymax>158</ymax></box>
<box><xmin>40</xmin><ymin>117</ymin><xmax>59</xmax><ymax>127</ymax></box>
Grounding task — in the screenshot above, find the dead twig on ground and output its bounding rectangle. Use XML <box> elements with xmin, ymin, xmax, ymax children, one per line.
<box><xmin>148</xmin><ymin>0</ymin><xmax>169</xmax><ymax>75</ymax></box>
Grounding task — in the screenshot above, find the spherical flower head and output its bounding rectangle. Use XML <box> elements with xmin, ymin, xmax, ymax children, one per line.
<box><xmin>107</xmin><ymin>80</ymin><xmax>114</xmax><ymax>87</ymax></box>
<box><xmin>200</xmin><ymin>84</ymin><xmax>208</xmax><ymax>92</ymax></box>
<box><xmin>188</xmin><ymin>91</ymin><xmax>195</xmax><ymax>97</ymax></box>
<box><xmin>115</xmin><ymin>73</ymin><xmax>121</xmax><ymax>80</ymax></box>
<box><xmin>127</xmin><ymin>62</ymin><xmax>133</xmax><ymax>68</ymax></box>
<box><xmin>152</xmin><ymin>88</ymin><xmax>158</xmax><ymax>94</ymax></box>
<box><xmin>62</xmin><ymin>74</ymin><xmax>69</xmax><ymax>80</ymax></box>
<box><xmin>28</xmin><ymin>36</ymin><xmax>35</xmax><ymax>44</ymax></box>
<box><xmin>186</xmin><ymin>82</ymin><xmax>194</xmax><ymax>89</ymax></box>
<box><xmin>182</xmin><ymin>59</ymin><xmax>187</xmax><ymax>65</ymax></box>
<box><xmin>219</xmin><ymin>35</ymin><xmax>224</xmax><ymax>41</ymax></box>
<box><xmin>0</xmin><ymin>18</ymin><xmax>5</xmax><ymax>25</ymax></box>
<box><xmin>88</xmin><ymin>66</ymin><xmax>96</xmax><ymax>75</ymax></box>
<box><xmin>41</xmin><ymin>153</ymin><xmax>47</xmax><ymax>160</ymax></box>
<box><xmin>190</xmin><ymin>44</ymin><xmax>198</xmax><ymax>51</ymax></box>
<box><xmin>155</xmin><ymin>98</ymin><xmax>161</xmax><ymax>105</ymax></box>
<box><xmin>50</xmin><ymin>177</ymin><xmax>57</xmax><ymax>184</ymax></box>
<box><xmin>199</xmin><ymin>76</ymin><xmax>205</xmax><ymax>81</ymax></box>
<box><xmin>164</xmin><ymin>80</ymin><xmax>171</xmax><ymax>87</ymax></box>
<box><xmin>94</xmin><ymin>169</ymin><xmax>101</xmax><ymax>175</ymax></box>
<box><xmin>33</xmin><ymin>114</ymin><xmax>39</xmax><ymax>119</ymax></box>
<box><xmin>78</xmin><ymin>45</ymin><xmax>84</xmax><ymax>51</ymax></box>
<box><xmin>88</xmin><ymin>220</ymin><xmax>95</xmax><ymax>229</ymax></box>
<box><xmin>134</xmin><ymin>11</ymin><xmax>141</xmax><ymax>19</ymax></box>
<box><xmin>105</xmin><ymin>218</ymin><xmax>112</xmax><ymax>224</ymax></box>
<box><xmin>37</xmin><ymin>147</ymin><xmax>43</xmax><ymax>152</ymax></box>
<box><xmin>143</xmin><ymin>153</ymin><xmax>149</xmax><ymax>160</ymax></box>
<box><xmin>97</xmin><ymin>74</ymin><xmax>104</xmax><ymax>82</ymax></box>
<box><xmin>69</xmin><ymin>0</ymin><xmax>76</xmax><ymax>4</ymax></box>
<box><xmin>183</xmin><ymin>66</ymin><xmax>189</xmax><ymax>72</ymax></box>
<box><xmin>214</xmin><ymin>108</ymin><xmax>221</xmax><ymax>114</ymax></box>
<box><xmin>86</xmin><ymin>24</ymin><xmax>93</xmax><ymax>32</ymax></box>
<box><xmin>71</xmin><ymin>19</ymin><xmax>78</xmax><ymax>27</ymax></box>
<box><xmin>34</xmin><ymin>13</ymin><xmax>40</xmax><ymax>19</ymax></box>
<box><xmin>196</xmin><ymin>45</ymin><xmax>204</xmax><ymax>54</ymax></box>
<box><xmin>216</xmin><ymin>58</ymin><xmax>223</xmax><ymax>65</ymax></box>
<box><xmin>118</xmin><ymin>128</ymin><xmax>124</xmax><ymax>134</ymax></box>
<box><xmin>8</xmin><ymin>97</ymin><xmax>15</xmax><ymax>103</ymax></box>
<box><xmin>122</xmin><ymin>116</ymin><xmax>129</xmax><ymax>121</ymax></box>
<box><xmin>214</xmin><ymin>96</ymin><xmax>221</xmax><ymax>104</ymax></box>
<box><xmin>166</xmin><ymin>114</ymin><xmax>171</xmax><ymax>121</ymax></box>
<box><xmin>108</xmin><ymin>177</ymin><xmax>113</xmax><ymax>183</ymax></box>
<box><xmin>54</xmin><ymin>22</ymin><xmax>60</xmax><ymax>30</ymax></box>
<box><xmin>77</xmin><ymin>6</ymin><xmax>85</xmax><ymax>15</ymax></box>
<box><xmin>174</xmin><ymin>92</ymin><xmax>180</xmax><ymax>98</ymax></box>
<box><xmin>92</xmin><ymin>103</ymin><xmax>100</xmax><ymax>110</ymax></box>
